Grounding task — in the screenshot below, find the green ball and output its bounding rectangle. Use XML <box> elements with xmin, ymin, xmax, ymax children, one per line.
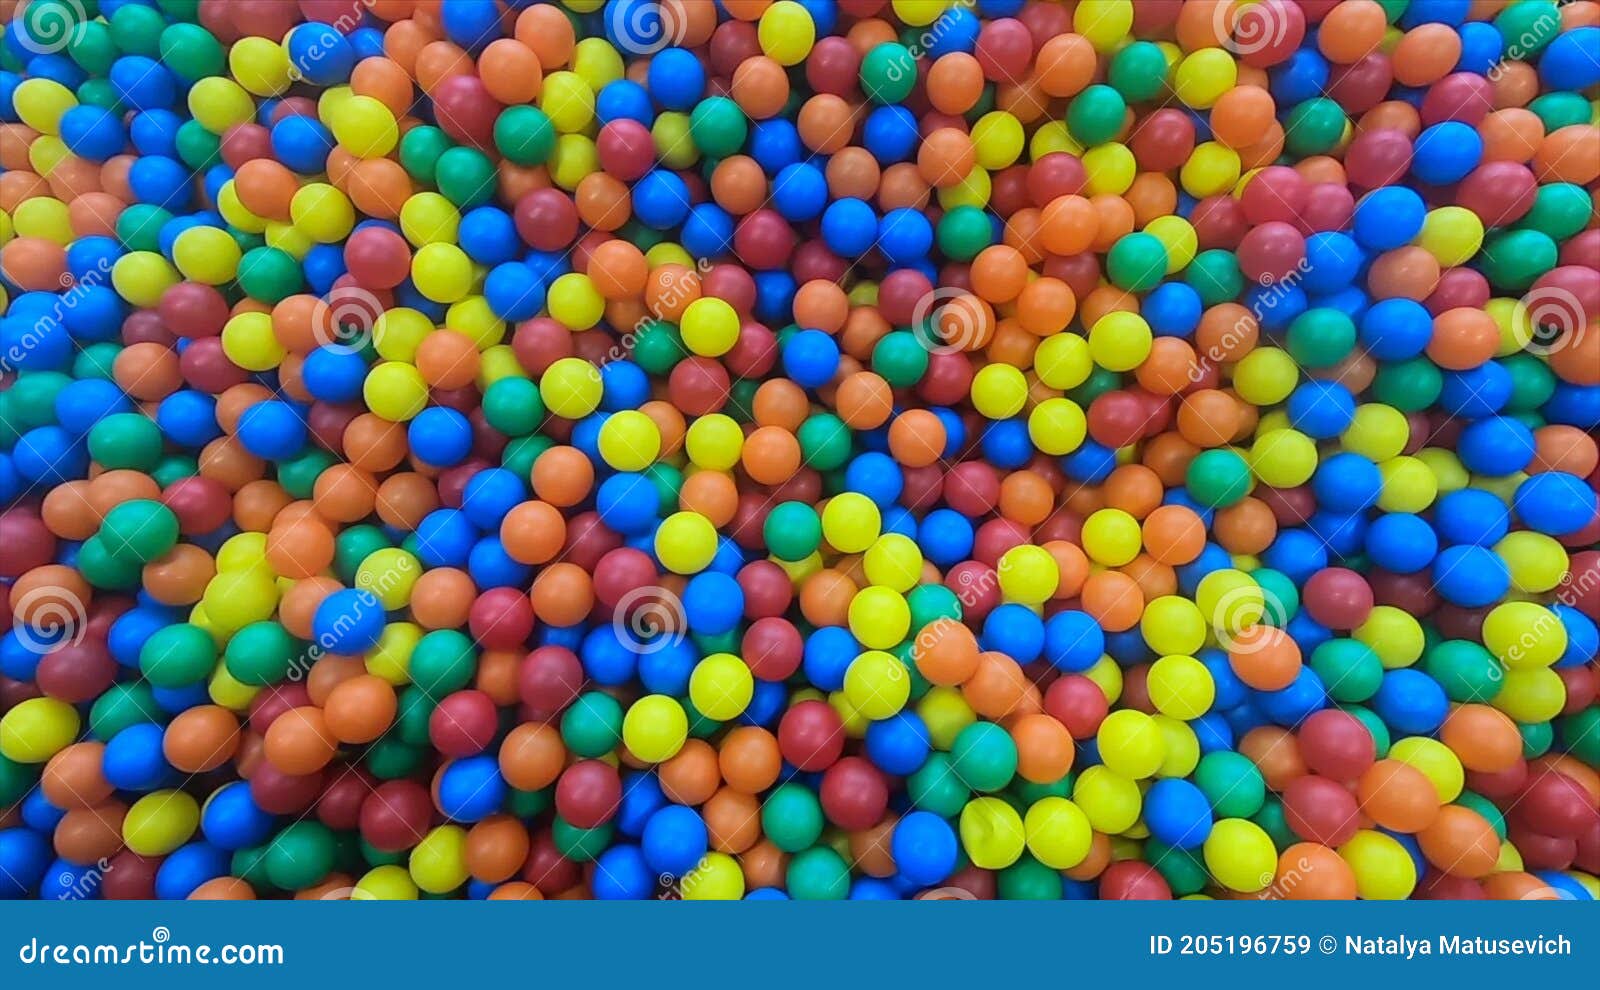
<box><xmin>908</xmin><ymin>752</ymin><xmax>969</xmax><ymax>816</ymax></box>
<box><xmin>797</xmin><ymin>413</ymin><xmax>852</xmax><ymax>470</ymax></box>
<box><xmin>1185</xmin><ymin>249</ymin><xmax>1245</xmax><ymax>306</ymax></box>
<box><xmin>1252</xmin><ymin>794</ymin><xmax>1296</xmax><ymax>852</ymax></box>
<box><xmin>1527</xmin><ymin>91</ymin><xmax>1590</xmax><ymax>134</ymax></box>
<box><xmin>1285</xmin><ymin>307</ymin><xmax>1357</xmax><ymax>368</ymax></box>
<box><xmin>231</xmin><ymin>846</ymin><xmax>272</xmax><ymax>890</ymax></box>
<box><xmin>225</xmin><ymin>621</ymin><xmax>301</xmax><ymax>686</ymax></box>
<box><xmin>277</xmin><ymin>448</ymin><xmax>336</xmax><ymax>500</ymax></box>
<box><xmin>1557</xmin><ymin>709</ymin><xmax>1600</xmax><ymax>767</ymax></box>
<box><xmin>237</xmin><ymin>247</ymin><xmax>303</xmax><ymax>303</ymax></box>
<box><xmin>1309</xmin><ymin>638</ymin><xmax>1384</xmax><ymax>703</ymax></box>
<box><xmin>265</xmin><ymin>822</ymin><xmax>336</xmax><ymax>891</ymax></box>
<box><xmin>76</xmin><ymin>535</ymin><xmax>144</xmax><ymax>590</ymax></box>
<box><xmin>1345</xmin><ymin>705</ymin><xmax>1391</xmax><ymax>758</ymax></box>
<box><xmin>688</xmin><ymin>96</ymin><xmax>747</xmax><ymax>158</ymax></box>
<box><xmin>786</xmin><ymin>846</ymin><xmax>851</xmax><ymax>900</ymax></box>
<box><xmin>936</xmin><ymin>205</ymin><xmax>993</xmax><ymax>262</ymax></box>
<box><xmin>764</xmin><ymin>501</ymin><xmax>821</xmax><ymax>561</ymax></box>
<box><xmin>1421</xmin><ymin>639</ymin><xmax>1503</xmax><ymax>703</ymax></box>
<box><xmin>108</xmin><ymin>2</ymin><xmax>165</xmax><ymax>56</ymax></box>
<box><xmin>908</xmin><ymin>583</ymin><xmax>962</xmax><ymax>630</ymax></box>
<box><xmin>1372</xmin><ymin>357</ymin><xmax>1443</xmax><ymax>412</ymax></box>
<box><xmin>7</xmin><ymin>372</ymin><xmax>68</xmax><ymax>430</ymax></box>
<box><xmin>1283</xmin><ymin>98</ymin><xmax>1346</xmax><ymax>156</ymax></box>
<box><xmin>408</xmin><ymin>630</ymin><xmax>477</xmax><ymax>695</ymax></box>
<box><xmin>395</xmin><ymin>686</ymin><xmax>435</xmax><ymax>747</ymax></box>
<box><xmin>139</xmin><ymin>622</ymin><xmax>218</xmax><ymax>688</ymax></box>
<box><xmin>159</xmin><ymin>23</ymin><xmax>224</xmax><ymax>81</ymax></box>
<box><xmin>334</xmin><ymin>525</ymin><xmax>392</xmax><ymax>584</ymax></box>
<box><xmin>1494</xmin><ymin>1</ymin><xmax>1561</xmax><ymax>58</ymax></box>
<box><xmin>75</xmin><ymin>342</ymin><xmax>121</xmax><ymax>380</ymax></box>
<box><xmin>493</xmin><ymin>107</ymin><xmax>555</xmax><ymax>166</ymax></box>
<box><xmin>87</xmin><ymin>412</ymin><xmax>163</xmax><ymax>471</ymax></box>
<box><xmin>116</xmin><ymin>204</ymin><xmax>172</xmax><ymax>252</ymax></box>
<box><xmin>1108</xmin><ymin>41</ymin><xmax>1168</xmax><ymax>102</ymax></box>
<box><xmin>1066</xmin><ymin>85</ymin><xmax>1126</xmax><ymax>147</ymax></box>
<box><xmin>998</xmin><ymin>853</ymin><xmax>1063</xmax><ymax>899</ymax></box>
<box><xmin>1193</xmin><ymin>751</ymin><xmax>1266</xmax><ymax>818</ymax></box>
<box><xmin>1185</xmin><ymin>448</ymin><xmax>1253</xmax><ymax>507</ymax></box>
<box><xmin>483</xmin><ymin>377</ymin><xmax>545</xmax><ymax>436</ymax></box>
<box><xmin>175</xmin><ymin>120</ymin><xmax>221</xmax><ymax>171</ymax></box>
<box><xmin>560</xmin><ymin>691</ymin><xmax>623</xmax><ymax>758</ymax></box>
<box><xmin>0</xmin><ymin>752</ymin><xmax>39</xmax><ymax>806</ymax></box>
<box><xmin>1067</xmin><ymin>365</ymin><xmax>1121</xmax><ymax>406</ymax></box>
<box><xmin>435</xmin><ymin>146</ymin><xmax>497</xmax><ymax>208</ymax></box>
<box><xmin>1479</xmin><ymin>229</ymin><xmax>1556</xmax><ymax>292</ymax></box>
<box><xmin>502</xmin><ymin>435</ymin><xmax>552</xmax><ymax>477</ymax></box>
<box><xmin>89</xmin><ymin>683</ymin><xmax>163</xmax><ymax>740</ymax></box>
<box><xmin>1519</xmin><ymin>719</ymin><xmax>1553</xmax><ymax>759</ymax></box>
<box><xmin>630</xmin><ymin>320</ymin><xmax>687</xmax><ymax>374</ymax></box>
<box><xmin>1517</xmin><ymin>183</ymin><xmax>1591</xmax><ymax>241</ymax></box>
<box><xmin>761</xmin><ymin>784</ymin><xmax>825</xmax><ymax>852</ymax></box>
<box><xmin>951</xmin><ymin>721</ymin><xmax>1017</xmax><ymax>793</ymax></box>
<box><xmin>1106</xmin><ymin>232</ymin><xmax>1168</xmax><ymax>292</ymax></box>
<box><xmin>1148</xmin><ymin>840</ymin><xmax>1209</xmax><ymax>896</ymax></box>
<box><xmin>507</xmin><ymin>787</ymin><xmax>551</xmax><ymax>819</ymax></box>
<box><xmin>75</xmin><ymin>77</ymin><xmax>120</xmax><ymax>110</ymax></box>
<box><xmin>1253</xmin><ymin>567</ymin><xmax>1299</xmax><ymax>626</ymax></box>
<box><xmin>552</xmin><ymin>818</ymin><xmax>613</xmax><ymax>863</ymax></box>
<box><xmin>399</xmin><ymin>125</ymin><xmax>455</xmax><ymax>183</ymax></box>
<box><xmin>100</xmin><ymin>499</ymin><xmax>179</xmax><ymax>564</ymax></box>
<box><xmin>646</xmin><ymin>462</ymin><xmax>683</xmax><ymax>514</ymax></box>
<box><xmin>1503</xmin><ymin>353</ymin><xmax>1556</xmax><ymax>412</ymax></box>
<box><xmin>366</xmin><ymin>738</ymin><xmax>424</xmax><ymax>780</ymax></box>
<box><xmin>67</xmin><ymin>21</ymin><xmax>118</xmax><ymax>76</ymax></box>
<box><xmin>871</xmin><ymin>330</ymin><xmax>930</xmax><ymax>387</ymax></box>
<box><xmin>860</xmin><ymin>43</ymin><xmax>917</xmax><ymax>104</ymax></box>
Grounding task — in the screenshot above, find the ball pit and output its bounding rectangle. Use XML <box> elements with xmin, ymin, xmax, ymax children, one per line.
<box><xmin>0</xmin><ymin>0</ymin><xmax>1597</xmax><ymax>904</ymax></box>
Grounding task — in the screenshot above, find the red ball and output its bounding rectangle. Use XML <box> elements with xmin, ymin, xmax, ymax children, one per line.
<box><xmin>742</xmin><ymin>616</ymin><xmax>803</xmax><ymax>682</ymax></box>
<box><xmin>1282</xmin><ymin>775</ymin><xmax>1362</xmax><ymax>846</ymax></box>
<box><xmin>1044</xmin><ymin>674</ymin><xmax>1109</xmax><ymax>739</ymax></box>
<box><xmin>777</xmin><ymin>699</ymin><xmax>844</xmax><ymax>771</ymax></box>
<box><xmin>430</xmin><ymin>690</ymin><xmax>500</xmax><ymax>757</ymax></box>
<box><xmin>469</xmin><ymin>588</ymin><xmax>536</xmax><ymax>650</ymax></box>
<box><xmin>819</xmin><ymin>756</ymin><xmax>890</xmax><ymax>830</ymax></box>
<box><xmin>1301</xmin><ymin>568</ymin><xmax>1374</xmax><ymax>629</ymax></box>
<box><xmin>360</xmin><ymin>779</ymin><xmax>436</xmax><ymax>852</ymax></box>
<box><xmin>1099</xmin><ymin>860</ymin><xmax>1173</xmax><ymax>899</ymax></box>
<box><xmin>554</xmin><ymin>760</ymin><xmax>621</xmax><ymax>828</ymax></box>
<box><xmin>518</xmin><ymin>646</ymin><xmax>584</xmax><ymax>718</ymax></box>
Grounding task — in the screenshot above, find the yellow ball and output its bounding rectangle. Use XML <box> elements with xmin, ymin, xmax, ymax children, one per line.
<box><xmin>1494</xmin><ymin>667</ymin><xmax>1565</xmax><ymax>723</ymax></box>
<box><xmin>1141</xmin><ymin>596</ymin><xmax>1207</xmax><ymax>656</ymax></box>
<box><xmin>959</xmin><ymin>796</ymin><xmax>1026</xmax><ymax>870</ymax></box>
<box><xmin>1088</xmin><ymin>311</ymin><xmax>1153</xmax><ymax>373</ymax></box>
<box><xmin>290</xmin><ymin>183</ymin><xmax>356</xmax><ymax>243</ymax></box>
<box><xmin>571</xmin><ymin>37</ymin><xmax>625</xmax><ymax>91</ymax></box>
<box><xmin>1353</xmin><ymin>605</ymin><xmax>1425</xmax><ymax>668</ymax></box>
<box><xmin>540</xmin><ymin>71</ymin><xmax>596</xmax><ymax>133</ymax></box>
<box><xmin>411</xmin><ymin>243</ymin><xmax>474</xmax><ymax>303</ymax></box>
<box><xmin>689</xmin><ymin>653</ymin><xmax>754</xmax><ymax>721</ymax></box>
<box><xmin>410</xmin><ymin>825</ymin><xmax>469</xmax><ymax>894</ymax></box>
<box><xmin>970</xmin><ymin>363</ymin><xmax>1030</xmax><ymax>419</ymax></box>
<box><xmin>623</xmin><ymin>695</ymin><xmax>689</xmax><ymax>763</ymax></box>
<box><xmin>681</xmin><ymin>852</ymin><xmax>744</xmax><ymax>900</ymax></box>
<box><xmin>356</xmin><ymin>549</ymin><xmax>421</xmax><ymax>610</ymax></box>
<box><xmin>862</xmin><ymin>534</ymin><xmax>923</xmax><ymax>592</ymax></box>
<box><xmin>844</xmin><ymin>649</ymin><xmax>911</xmax><ymax>720</ymax></box>
<box><xmin>1082</xmin><ymin>142</ymin><xmax>1136</xmax><ymax>197</ymax></box>
<box><xmin>1034</xmin><ymin>333</ymin><xmax>1093</xmax><ymax>390</ymax></box>
<box><xmin>684</xmin><ymin>413</ymin><xmax>743</xmax><ymax>470</ymax></box>
<box><xmin>539</xmin><ymin>357</ymin><xmax>603</xmax><ymax>419</ymax></box>
<box><xmin>549</xmin><ymin>272</ymin><xmax>606</xmax><ymax>330</ymax></box>
<box><xmin>1180</xmin><ymin>141</ymin><xmax>1242</xmax><ymax>197</ymax></box>
<box><xmin>400</xmin><ymin>192</ymin><xmax>461</xmax><ymax>246</ymax></box>
<box><xmin>822</xmin><ymin>492</ymin><xmax>881</xmax><ymax>554</ymax></box>
<box><xmin>1342</xmin><ymin>404</ymin><xmax>1409</xmax><ymax>461</ymax></box>
<box><xmin>1097</xmin><ymin>709</ymin><xmax>1166</xmax><ymax>779</ymax></box>
<box><xmin>229</xmin><ymin>37</ymin><xmax>293</xmax><ymax>97</ymax></box>
<box><xmin>1154</xmin><ymin>714</ymin><xmax>1201</xmax><ymax>778</ymax></box>
<box><xmin>917</xmin><ymin>686</ymin><xmax>976</xmax><ymax>750</ymax></box>
<box><xmin>11</xmin><ymin>197</ymin><xmax>71</xmax><ymax>244</ymax></box>
<box><xmin>1232</xmin><ymin>347</ymin><xmax>1298</xmax><ymax>406</ymax></box>
<box><xmin>1175</xmin><ymin>49</ymin><xmax>1237</xmax><ymax>109</ymax></box>
<box><xmin>188</xmin><ymin>77</ymin><xmax>255</xmax><ymax>133</ymax></box>
<box><xmin>758</xmin><ymin>1</ymin><xmax>816</xmax><ymax>66</ymax></box>
<box><xmin>1027</xmin><ymin>397</ymin><xmax>1087</xmax><ymax>456</ymax></box>
<box><xmin>111</xmin><ymin>250</ymin><xmax>179</xmax><ymax>308</ymax></box>
<box><xmin>1203</xmin><ymin>818</ymin><xmax>1276</xmax><ymax>893</ymax></box>
<box><xmin>1147</xmin><ymin>654</ymin><xmax>1215</xmax><ymax>720</ymax></box>
<box><xmin>998</xmin><ymin>544</ymin><xmax>1060</xmax><ymax>604</ymax></box>
<box><xmin>0</xmin><ymin>697</ymin><xmax>79</xmax><ymax>763</ymax></box>
<box><xmin>655</xmin><ymin>511</ymin><xmax>719</xmax><ymax>575</ymax></box>
<box><xmin>1483</xmin><ymin>601</ymin><xmax>1565</xmax><ymax>668</ymax></box>
<box><xmin>1496</xmin><ymin>531</ymin><xmax>1568</xmax><ymax>594</ymax></box>
<box><xmin>679</xmin><ymin>297</ymin><xmax>741</xmax><ymax>356</ymax></box>
<box><xmin>1250</xmin><ymin>429</ymin><xmax>1319</xmax><ymax>488</ymax></box>
<box><xmin>598</xmin><ymin>410</ymin><xmax>662</xmax><ymax>471</ymax></box>
<box><xmin>1082</xmin><ymin>507</ymin><xmax>1142</xmax><ymax>566</ymax></box>
<box><xmin>13</xmin><ymin>78</ymin><xmax>75</xmax><ymax>135</ymax></box>
<box><xmin>971</xmin><ymin>111</ymin><xmax>1025</xmax><ymax>170</ymax></box>
<box><xmin>1389</xmin><ymin>736</ymin><xmax>1464</xmax><ymax>804</ymax></box>
<box><xmin>353</xmin><ymin>865</ymin><xmax>419</xmax><ymax>901</ymax></box>
<box><xmin>1075</xmin><ymin>0</ymin><xmax>1133</xmax><ymax>51</ymax></box>
<box><xmin>364</xmin><ymin>362</ymin><xmax>430</xmax><ymax>422</ymax></box>
<box><xmin>201</xmin><ymin>568</ymin><xmax>279</xmax><ymax>634</ymax></box>
<box><xmin>123</xmin><ymin>790</ymin><xmax>201</xmax><ymax>857</ymax></box>
<box><xmin>1376</xmin><ymin>454</ymin><xmax>1438</xmax><ymax>512</ymax></box>
<box><xmin>848</xmin><ymin>588</ymin><xmax>911</xmax><ymax>651</ymax></box>
<box><xmin>373</xmin><ymin>308</ymin><xmax>434</xmax><ymax>362</ymax></box>
<box><xmin>1024</xmin><ymin>797</ymin><xmax>1093</xmax><ymax>869</ymax></box>
<box><xmin>1338</xmin><ymin>829</ymin><xmax>1417</xmax><ymax>900</ymax></box>
<box><xmin>1072</xmin><ymin>765</ymin><xmax>1141</xmax><ymax>833</ymax></box>
<box><xmin>1418</xmin><ymin>206</ymin><xmax>1484</xmax><ymax>267</ymax></box>
<box><xmin>173</xmin><ymin>227</ymin><xmax>242</xmax><ymax>285</ymax></box>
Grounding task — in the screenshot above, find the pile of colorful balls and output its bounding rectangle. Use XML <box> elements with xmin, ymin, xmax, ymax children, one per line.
<box><xmin>0</xmin><ymin>0</ymin><xmax>1597</xmax><ymax>902</ymax></box>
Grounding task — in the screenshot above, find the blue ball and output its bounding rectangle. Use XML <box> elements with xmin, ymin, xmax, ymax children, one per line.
<box><xmin>918</xmin><ymin>509</ymin><xmax>974</xmax><ymax>568</ymax></box>
<box><xmin>821</xmin><ymin>198</ymin><xmax>878</xmax><ymax>255</ymax></box>
<box><xmin>592</xmin><ymin>845</ymin><xmax>655</xmax><ymax>900</ymax></box>
<box><xmin>803</xmin><ymin>626</ymin><xmax>858</xmax><ymax>693</ymax></box>
<box><xmin>1455</xmin><ymin>21</ymin><xmax>1504</xmax><ymax>74</ymax></box>
<box><xmin>615</xmin><ymin>771</ymin><xmax>666</xmax><ymax>838</ymax></box>
<box><xmin>638</xmin><ymin>639</ymin><xmax>696</xmax><ymax>697</ymax></box>
<box><xmin>1287</xmin><ymin>380</ymin><xmax>1357</xmax><ymax>438</ymax></box>
<box><xmin>484</xmin><ymin>262</ymin><xmax>545</xmax><ymax>320</ymax></box>
<box><xmin>1353</xmin><ymin>187</ymin><xmax>1426</xmax><ymax>250</ymax></box>
<box><xmin>407</xmin><ymin>406</ymin><xmax>473</xmax><ymax>467</ymax></box>
<box><xmin>0</xmin><ymin>829</ymin><xmax>51</xmax><ymax>899</ymax></box>
<box><xmin>467</xmin><ymin>535</ymin><xmax>531</xmax><ymax>589</ymax></box>
<box><xmin>271</xmin><ymin>116</ymin><xmax>335</xmax><ymax>174</ymax></box>
<box><xmin>1301</xmin><ymin>231</ymin><xmax>1362</xmax><ymax>293</ymax></box>
<box><xmin>843</xmin><ymin>451</ymin><xmax>903</xmax><ymax>508</ymax></box>
<box><xmin>1271</xmin><ymin>48</ymin><xmax>1329</xmax><ymax>105</ymax></box>
<box><xmin>458</xmin><ymin>206</ymin><xmax>520</xmax><ymax>264</ymax></box>
<box><xmin>415</xmin><ymin>508</ymin><xmax>478</xmax><ymax>567</ymax></box>
<box><xmin>312</xmin><ymin>588</ymin><xmax>387</xmax><ymax>654</ymax></box>
<box><xmin>982</xmin><ymin>603</ymin><xmax>1045</xmax><ymax>662</ymax></box>
<box><xmin>980</xmin><ymin>417</ymin><xmax>1034</xmax><ymax>469</ymax></box>
<box><xmin>680</xmin><ymin>203</ymin><xmax>734</xmax><ymax>257</ymax></box>
<box><xmin>58</xmin><ymin>105</ymin><xmax>127</xmax><ymax>161</ymax></box>
<box><xmin>440</xmin><ymin>0</ymin><xmax>505</xmax><ymax>51</ymax></box>
<box><xmin>1257</xmin><ymin>666</ymin><xmax>1328</xmax><ymax>726</ymax></box>
<box><xmin>863</xmin><ymin>105</ymin><xmax>920</xmax><ymax>163</ymax></box>
<box><xmin>236</xmin><ymin>400</ymin><xmax>307</xmax><ymax>460</ymax></box>
<box><xmin>642</xmin><ymin>805</ymin><xmax>709</xmax><ymax>879</ymax></box>
<box><xmin>878</xmin><ymin>208</ymin><xmax>935</xmax><ymax>264</ymax></box>
<box><xmin>1364</xmin><ymin>513</ymin><xmax>1438</xmax><ymax>573</ymax></box>
<box><xmin>600</xmin><ymin>360</ymin><xmax>651</xmax><ymax>411</ymax></box>
<box><xmin>1538</xmin><ymin>26</ymin><xmax>1600</xmax><ymax>91</ymax></box>
<box><xmin>39</xmin><ymin>858</ymin><xmax>102</xmax><ymax>901</ymax></box>
<box><xmin>1514</xmin><ymin>471</ymin><xmax>1597</xmax><ymax>536</ymax></box>
<box><xmin>1458</xmin><ymin>416</ymin><xmax>1536</xmax><ymax>475</ymax></box>
<box><xmin>682</xmin><ymin>571</ymin><xmax>744</xmax><ymax>636</ymax></box>
<box><xmin>748</xmin><ymin>118</ymin><xmax>803</xmax><ymax>173</ymax></box>
<box><xmin>632</xmin><ymin>169</ymin><xmax>692</xmax><ymax>229</ymax></box>
<box><xmin>437</xmin><ymin>755</ymin><xmax>507</xmax><ymax>823</ymax></box>
<box><xmin>1373</xmin><ymin>669</ymin><xmax>1449</xmax><ymax>735</ymax></box>
<box><xmin>155</xmin><ymin>842</ymin><xmax>230</xmax><ymax>900</ymax></box>
<box><xmin>108</xmin><ymin>607</ymin><xmax>171</xmax><ymax>668</ymax></box>
<box><xmin>1142</xmin><ymin>281</ymin><xmax>1203</xmax><ymax>337</ymax></box>
<box><xmin>109</xmin><ymin>55</ymin><xmax>177</xmax><ymax>111</ymax></box>
<box><xmin>1411</xmin><ymin>121</ymin><xmax>1482</xmax><ymax>185</ymax></box>
<box><xmin>56</xmin><ymin>378</ymin><xmax>131</xmax><ymax>436</ymax></box>
<box><xmin>102</xmin><ymin>723</ymin><xmax>175</xmax><ymax>793</ymax></box>
<box><xmin>1044</xmin><ymin>610</ymin><xmax>1105</xmax><ymax>672</ymax></box>
<box><xmin>156</xmin><ymin>390</ymin><xmax>222</xmax><ymax>449</ymax></box>
<box><xmin>1261</xmin><ymin>529</ymin><xmax>1329</xmax><ymax>586</ymax></box>
<box><xmin>287</xmin><ymin>22</ymin><xmax>356</xmax><ymax>85</ymax></box>
<box><xmin>597</xmin><ymin>472</ymin><xmax>660</xmax><ymax>535</ymax></box>
<box><xmin>772</xmin><ymin>162</ymin><xmax>829</xmax><ymax>221</ymax></box>
<box><xmin>1434</xmin><ymin>487</ymin><xmax>1510</xmax><ymax>546</ymax></box>
<box><xmin>1144</xmin><ymin>779</ymin><xmax>1214</xmax><ymax>849</ymax></box>
<box><xmin>646</xmin><ymin>47</ymin><xmax>705</xmax><ymax>110</ymax></box>
<box><xmin>128</xmin><ymin>155</ymin><xmax>193</xmax><ymax>211</ymax></box>
<box><xmin>580</xmin><ymin>624</ymin><xmax>638</xmax><ymax>686</ymax></box>
<box><xmin>1440</xmin><ymin>362</ymin><xmax>1512</xmax><ymax>418</ymax></box>
<box><xmin>1312</xmin><ymin>452</ymin><xmax>1381</xmax><ymax>513</ymax></box>
<box><xmin>783</xmin><ymin>328</ymin><xmax>841</xmax><ymax>389</ymax></box>
<box><xmin>301</xmin><ymin>346</ymin><xmax>368</xmax><ymax>403</ymax></box>
<box><xmin>201</xmin><ymin>782</ymin><xmax>277</xmax><ymax>851</ymax></box>
<box><xmin>1554</xmin><ymin>604</ymin><xmax>1599</xmax><ymax>670</ymax></box>
<box><xmin>864</xmin><ymin>711</ymin><xmax>931</xmax><ymax>776</ymax></box>
<box><xmin>1201</xmin><ymin>648</ymin><xmax>1248</xmax><ymax>710</ymax></box>
<box><xmin>596</xmin><ymin>79</ymin><xmax>655</xmax><ymax>126</ymax></box>
<box><xmin>1432</xmin><ymin>545</ymin><xmax>1510</xmax><ymax>608</ymax></box>
<box><xmin>462</xmin><ymin>468</ymin><xmax>528</xmax><ymax>530</ymax></box>
<box><xmin>891</xmin><ymin>811</ymin><xmax>958</xmax><ymax>886</ymax></box>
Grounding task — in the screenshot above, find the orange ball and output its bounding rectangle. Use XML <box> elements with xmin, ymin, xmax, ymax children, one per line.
<box><xmin>1227</xmin><ymin>626</ymin><xmax>1302</xmax><ymax>691</ymax></box>
<box><xmin>262</xmin><ymin>706</ymin><xmax>338</xmax><ymax>776</ymax></box>
<box><xmin>323</xmin><ymin>675</ymin><xmax>398</xmax><ymax>744</ymax></box>
<box><xmin>718</xmin><ymin>726</ymin><xmax>782</xmax><ymax>794</ymax></box>
<box><xmin>1418</xmin><ymin>805</ymin><xmax>1499</xmax><ymax>879</ymax></box>
<box><xmin>499</xmin><ymin>722</ymin><xmax>567</xmax><ymax>791</ymax></box>
<box><xmin>912</xmin><ymin>618</ymin><xmax>981</xmax><ymax>686</ymax></box>
<box><xmin>162</xmin><ymin>705</ymin><xmax>241</xmax><ymax>773</ymax></box>
<box><xmin>1275</xmin><ymin>842</ymin><xmax>1358</xmax><ymax>899</ymax></box>
<box><xmin>1439</xmin><ymin>704</ymin><xmax>1522</xmax><ymax>773</ymax></box>
<box><xmin>1356</xmin><ymin>759</ymin><xmax>1441</xmax><ymax>833</ymax></box>
<box><xmin>741</xmin><ymin>425</ymin><xmax>802</xmax><ymax>485</ymax></box>
<box><xmin>1011</xmin><ymin>713</ymin><xmax>1074</xmax><ymax>784</ymax></box>
<box><xmin>479</xmin><ymin>39</ymin><xmax>542</xmax><ymax>104</ymax></box>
